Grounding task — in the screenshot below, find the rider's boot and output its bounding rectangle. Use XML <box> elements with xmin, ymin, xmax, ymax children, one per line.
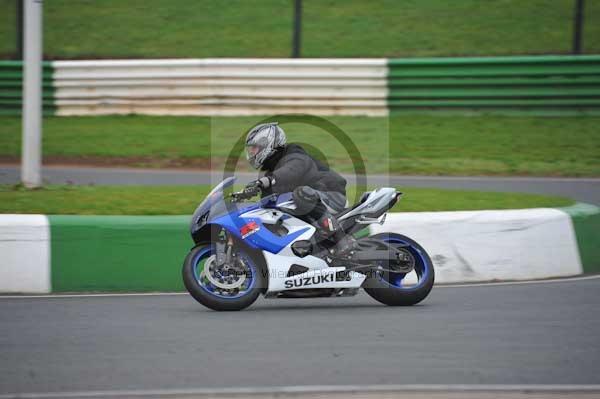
<box><xmin>316</xmin><ymin>212</ymin><xmax>340</xmax><ymax>238</ymax></box>
<box><xmin>315</xmin><ymin>212</ymin><xmax>354</xmax><ymax>255</ymax></box>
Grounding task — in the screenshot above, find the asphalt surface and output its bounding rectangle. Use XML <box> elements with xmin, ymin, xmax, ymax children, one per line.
<box><xmin>1</xmin><ymin>277</ymin><xmax>599</xmax><ymax>395</ymax></box>
<box><xmin>1</xmin><ymin>165</ymin><xmax>599</xmax><ymax>204</ymax></box>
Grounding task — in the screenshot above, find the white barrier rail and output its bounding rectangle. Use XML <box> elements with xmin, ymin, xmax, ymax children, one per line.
<box><xmin>53</xmin><ymin>59</ymin><xmax>388</xmax><ymax>116</ymax></box>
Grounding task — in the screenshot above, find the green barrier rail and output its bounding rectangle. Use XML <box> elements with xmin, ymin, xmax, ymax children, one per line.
<box><xmin>388</xmin><ymin>55</ymin><xmax>600</xmax><ymax>112</ymax></box>
<box><xmin>0</xmin><ymin>61</ymin><xmax>55</xmax><ymax>116</ymax></box>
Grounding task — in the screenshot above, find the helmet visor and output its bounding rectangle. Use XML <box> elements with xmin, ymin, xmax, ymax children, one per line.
<box><xmin>246</xmin><ymin>145</ymin><xmax>261</xmax><ymax>158</ymax></box>
<box><xmin>245</xmin><ymin>143</ymin><xmax>266</xmax><ymax>169</ymax></box>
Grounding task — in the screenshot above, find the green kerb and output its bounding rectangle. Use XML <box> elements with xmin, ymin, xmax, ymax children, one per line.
<box><xmin>560</xmin><ymin>203</ymin><xmax>600</xmax><ymax>274</ymax></box>
<box><xmin>49</xmin><ymin>215</ymin><xmax>191</xmax><ymax>292</ymax></box>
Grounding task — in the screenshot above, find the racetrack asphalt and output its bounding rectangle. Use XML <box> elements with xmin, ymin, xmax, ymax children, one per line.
<box><xmin>1</xmin><ymin>165</ymin><xmax>599</xmax><ymax>204</ymax></box>
<box><xmin>1</xmin><ymin>277</ymin><xmax>599</xmax><ymax>395</ymax></box>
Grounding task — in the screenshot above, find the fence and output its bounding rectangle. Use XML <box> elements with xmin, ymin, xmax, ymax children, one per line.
<box><xmin>1</xmin><ymin>55</ymin><xmax>599</xmax><ymax>116</ymax></box>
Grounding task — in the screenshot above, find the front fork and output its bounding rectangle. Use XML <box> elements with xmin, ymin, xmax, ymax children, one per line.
<box><xmin>215</xmin><ymin>229</ymin><xmax>235</xmax><ymax>268</ymax></box>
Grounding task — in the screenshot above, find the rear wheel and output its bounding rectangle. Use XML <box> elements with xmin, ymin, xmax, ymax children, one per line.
<box><xmin>363</xmin><ymin>233</ymin><xmax>434</xmax><ymax>306</ymax></box>
<box><xmin>182</xmin><ymin>240</ymin><xmax>265</xmax><ymax>311</ymax></box>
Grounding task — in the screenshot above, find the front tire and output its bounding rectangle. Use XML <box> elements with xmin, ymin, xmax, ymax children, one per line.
<box><xmin>363</xmin><ymin>233</ymin><xmax>434</xmax><ymax>306</ymax></box>
<box><xmin>182</xmin><ymin>241</ymin><xmax>265</xmax><ymax>311</ymax></box>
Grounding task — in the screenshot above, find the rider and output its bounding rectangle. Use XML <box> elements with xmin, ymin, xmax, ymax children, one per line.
<box><xmin>244</xmin><ymin>122</ymin><xmax>347</xmax><ymax>240</ymax></box>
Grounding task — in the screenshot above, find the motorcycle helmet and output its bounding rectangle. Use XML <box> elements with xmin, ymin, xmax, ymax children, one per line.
<box><xmin>245</xmin><ymin>122</ymin><xmax>287</xmax><ymax>169</ymax></box>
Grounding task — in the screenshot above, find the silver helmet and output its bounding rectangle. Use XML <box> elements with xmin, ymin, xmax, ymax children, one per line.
<box><xmin>245</xmin><ymin>122</ymin><xmax>287</xmax><ymax>169</ymax></box>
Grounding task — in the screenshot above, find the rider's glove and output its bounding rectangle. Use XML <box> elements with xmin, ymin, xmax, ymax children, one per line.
<box><xmin>246</xmin><ymin>176</ymin><xmax>272</xmax><ymax>190</ymax></box>
<box><xmin>242</xmin><ymin>184</ymin><xmax>260</xmax><ymax>197</ymax></box>
<box><xmin>243</xmin><ymin>177</ymin><xmax>271</xmax><ymax>197</ymax></box>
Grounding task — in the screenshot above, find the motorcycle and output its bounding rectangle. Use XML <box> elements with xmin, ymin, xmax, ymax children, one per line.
<box><xmin>183</xmin><ymin>177</ymin><xmax>434</xmax><ymax>311</ymax></box>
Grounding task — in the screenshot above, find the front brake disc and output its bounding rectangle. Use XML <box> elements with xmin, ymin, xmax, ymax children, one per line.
<box><xmin>202</xmin><ymin>255</ymin><xmax>247</xmax><ymax>290</ymax></box>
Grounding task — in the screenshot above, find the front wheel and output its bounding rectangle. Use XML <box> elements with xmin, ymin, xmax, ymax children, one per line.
<box><xmin>182</xmin><ymin>241</ymin><xmax>265</xmax><ymax>311</ymax></box>
<box><xmin>363</xmin><ymin>233</ymin><xmax>434</xmax><ymax>306</ymax></box>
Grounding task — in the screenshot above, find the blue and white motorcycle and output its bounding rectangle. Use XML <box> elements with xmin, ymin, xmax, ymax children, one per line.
<box><xmin>183</xmin><ymin>177</ymin><xmax>434</xmax><ymax>311</ymax></box>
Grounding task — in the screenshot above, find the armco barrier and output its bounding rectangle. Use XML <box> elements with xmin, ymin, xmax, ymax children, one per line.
<box><xmin>1</xmin><ymin>55</ymin><xmax>598</xmax><ymax>116</ymax></box>
<box><xmin>0</xmin><ymin>61</ymin><xmax>55</xmax><ymax>116</ymax></box>
<box><xmin>52</xmin><ymin>59</ymin><xmax>388</xmax><ymax>116</ymax></box>
<box><xmin>388</xmin><ymin>56</ymin><xmax>600</xmax><ymax>111</ymax></box>
<box><xmin>0</xmin><ymin>204</ymin><xmax>598</xmax><ymax>293</ymax></box>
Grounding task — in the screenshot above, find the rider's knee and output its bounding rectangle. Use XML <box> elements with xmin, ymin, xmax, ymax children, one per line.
<box><xmin>292</xmin><ymin>186</ymin><xmax>319</xmax><ymax>215</ymax></box>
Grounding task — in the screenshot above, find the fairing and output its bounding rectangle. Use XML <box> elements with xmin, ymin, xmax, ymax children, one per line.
<box><xmin>190</xmin><ymin>177</ymin><xmax>309</xmax><ymax>254</ymax></box>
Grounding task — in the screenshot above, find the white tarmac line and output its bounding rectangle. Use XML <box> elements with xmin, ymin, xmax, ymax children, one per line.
<box><xmin>1</xmin><ymin>384</ymin><xmax>600</xmax><ymax>399</ymax></box>
<box><xmin>0</xmin><ymin>291</ymin><xmax>188</xmax><ymax>299</ymax></box>
<box><xmin>434</xmin><ymin>273</ymin><xmax>600</xmax><ymax>288</ymax></box>
<box><xmin>1</xmin><ymin>274</ymin><xmax>599</xmax><ymax>299</ymax></box>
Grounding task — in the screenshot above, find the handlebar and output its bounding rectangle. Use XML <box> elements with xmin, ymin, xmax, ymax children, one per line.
<box><xmin>230</xmin><ymin>187</ymin><xmax>260</xmax><ymax>202</ymax></box>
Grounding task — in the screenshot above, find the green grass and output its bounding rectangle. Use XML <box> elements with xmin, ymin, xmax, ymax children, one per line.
<box><xmin>0</xmin><ymin>184</ymin><xmax>574</xmax><ymax>215</ymax></box>
<box><xmin>304</xmin><ymin>0</ymin><xmax>600</xmax><ymax>57</ymax></box>
<box><xmin>0</xmin><ymin>116</ymin><xmax>212</xmax><ymax>167</ymax></box>
<box><xmin>1</xmin><ymin>0</ymin><xmax>599</xmax><ymax>59</ymax></box>
<box><xmin>1</xmin><ymin>115</ymin><xmax>599</xmax><ymax>176</ymax></box>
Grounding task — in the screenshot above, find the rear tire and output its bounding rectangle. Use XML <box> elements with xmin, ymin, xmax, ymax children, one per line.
<box><xmin>182</xmin><ymin>241</ymin><xmax>266</xmax><ymax>311</ymax></box>
<box><xmin>363</xmin><ymin>233</ymin><xmax>434</xmax><ymax>306</ymax></box>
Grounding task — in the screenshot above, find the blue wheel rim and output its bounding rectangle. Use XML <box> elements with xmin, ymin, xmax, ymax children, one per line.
<box><xmin>377</xmin><ymin>237</ymin><xmax>432</xmax><ymax>292</ymax></box>
<box><xmin>191</xmin><ymin>245</ymin><xmax>257</xmax><ymax>300</ymax></box>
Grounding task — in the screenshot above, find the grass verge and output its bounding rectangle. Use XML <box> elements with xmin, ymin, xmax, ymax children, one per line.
<box><xmin>0</xmin><ymin>184</ymin><xmax>574</xmax><ymax>215</ymax></box>
<box><xmin>1</xmin><ymin>115</ymin><xmax>599</xmax><ymax>176</ymax></box>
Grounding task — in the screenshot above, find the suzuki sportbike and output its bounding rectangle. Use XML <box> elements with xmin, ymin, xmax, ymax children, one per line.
<box><xmin>183</xmin><ymin>177</ymin><xmax>434</xmax><ymax>311</ymax></box>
